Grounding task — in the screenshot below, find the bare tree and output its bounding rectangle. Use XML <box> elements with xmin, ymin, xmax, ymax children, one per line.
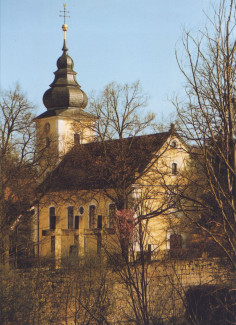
<box><xmin>0</xmin><ymin>85</ymin><xmax>41</xmax><ymax>267</ymax></box>
<box><xmin>173</xmin><ymin>0</ymin><xmax>236</xmax><ymax>268</ymax></box>
<box><xmin>88</xmin><ymin>81</ymin><xmax>154</xmax><ymax>140</ymax></box>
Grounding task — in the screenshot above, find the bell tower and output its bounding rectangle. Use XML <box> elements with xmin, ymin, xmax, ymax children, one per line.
<box><xmin>34</xmin><ymin>4</ymin><xmax>95</xmax><ymax>168</ymax></box>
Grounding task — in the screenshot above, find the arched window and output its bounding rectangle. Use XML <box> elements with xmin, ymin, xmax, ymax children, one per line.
<box><xmin>49</xmin><ymin>207</ymin><xmax>56</xmax><ymax>230</ymax></box>
<box><xmin>89</xmin><ymin>205</ymin><xmax>96</xmax><ymax>229</ymax></box>
<box><xmin>172</xmin><ymin>162</ymin><xmax>177</xmax><ymax>175</ymax></box>
<box><xmin>44</xmin><ymin>122</ymin><xmax>50</xmax><ymax>134</ymax></box>
<box><xmin>67</xmin><ymin>206</ymin><xmax>74</xmax><ymax>229</ymax></box>
<box><xmin>108</xmin><ymin>204</ymin><xmax>116</xmax><ymax>228</ymax></box>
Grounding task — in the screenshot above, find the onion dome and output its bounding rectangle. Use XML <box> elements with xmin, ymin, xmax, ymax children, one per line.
<box><xmin>43</xmin><ymin>24</ymin><xmax>88</xmax><ymax>110</ymax></box>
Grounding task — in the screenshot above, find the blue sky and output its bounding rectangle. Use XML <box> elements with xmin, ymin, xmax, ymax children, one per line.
<box><xmin>0</xmin><ymin>0</ymin><xmax>218</xmax><ymax>120</ymax></box>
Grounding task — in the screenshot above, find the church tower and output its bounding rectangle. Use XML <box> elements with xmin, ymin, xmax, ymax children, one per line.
<box><xmin>34</xmin><ymin>5</ymin><xmax>95</xmax><ymax>168</ymax></box>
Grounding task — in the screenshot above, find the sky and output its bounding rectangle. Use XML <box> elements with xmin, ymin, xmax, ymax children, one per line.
<box><xmin>0</xmin><ymin>0</ymin><xmax>219</xmax><ymax>121</ymax></box>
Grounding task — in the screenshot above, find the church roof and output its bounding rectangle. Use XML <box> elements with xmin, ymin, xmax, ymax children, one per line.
<box><xmin>39</xmin><ymin>131</ymin><xmax>171</xmax><ymax>193</ymax></box>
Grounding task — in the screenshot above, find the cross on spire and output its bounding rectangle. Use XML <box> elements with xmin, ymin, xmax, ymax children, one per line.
<box><xmin>60</xmin><ymin>3</ymin><xmax>70</xmax><ymax>25</ymax></box>
<box><xmin>60</xmin><ymin>3</ymin><xmax>70</xmax><ymax>48</ymax></box>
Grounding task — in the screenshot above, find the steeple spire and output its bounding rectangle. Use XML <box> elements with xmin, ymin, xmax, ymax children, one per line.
<box><xmin>60</xmin><ymin>4</ymin><xmax>70</xmax><ymax>52</ymax></box>
<box><xmin>42</xmin><ymin>4</ymin><xmax>88</xmax><ymax>111</ymax></box>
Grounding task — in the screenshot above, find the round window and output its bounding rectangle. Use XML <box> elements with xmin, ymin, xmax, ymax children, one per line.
<box><xmin>79</xmin><ymin>206</ymin><xmax>84</xmax><ymax>215</ymax></box>
<box><xmin>170</xmin><ymin>141</ymin><xmax>177</xmax><ymax>148</ymax></box>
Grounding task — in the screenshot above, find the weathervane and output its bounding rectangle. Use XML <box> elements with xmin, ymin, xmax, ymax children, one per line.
<box><xmin>60</xmin><ymin>3</ymin><xmax>70</xmax><ymax>39</ymax></box>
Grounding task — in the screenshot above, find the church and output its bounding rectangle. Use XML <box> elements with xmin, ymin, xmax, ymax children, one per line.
<box><xmin>33</xmin><ymin>12</ymin><xmax>189</xmax><ymax>263</ymax></box>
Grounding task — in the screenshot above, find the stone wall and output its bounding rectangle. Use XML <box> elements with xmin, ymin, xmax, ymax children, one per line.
<box><xmin>0</xmin><ymin>257</ymin><xmax>234</xmax><ymax>324</ymax></box>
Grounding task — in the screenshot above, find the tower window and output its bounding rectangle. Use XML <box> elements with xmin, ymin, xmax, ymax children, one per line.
<box><xmin>172</xmin><ymin>163</ymin><xmax>178</xmax><ymax>175</ymax></box>
<box><xmin>67</xmin><ymin>206</ymin><xmax>74</xmax><ymax>229</ymax></box>
<box><xmin>44</xmin><ymin>122</ymin><xmax>50</xmax><ymax>134</ymax></box>
<box><xmin>89</xmin><ymin>205</ymin><xmax>96</xmax><ymax>229</ymax></box>
<box><xmin>49</xmin><ymin>207</ymin><xmax>56</xmax><ymax>230</ymax></box>
<box><xmin>45</xmin><ymin>137</ymin><xmax>50</xmax><ymax>148</ymax></box>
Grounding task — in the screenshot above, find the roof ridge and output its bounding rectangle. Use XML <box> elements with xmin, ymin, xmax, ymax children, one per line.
<box><xmin>74</xmin><ymin>131</ymin><xmax>171</xmax><ymax>148</ymax></box>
